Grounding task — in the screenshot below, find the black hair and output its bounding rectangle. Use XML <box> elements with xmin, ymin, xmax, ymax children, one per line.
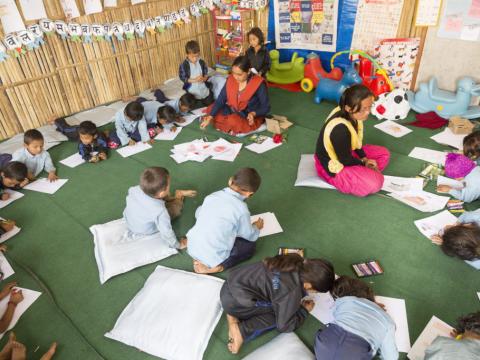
<box><xmin>78</xmin><ymin>121</ymin><xmax>98</xmax><ymax>136</ymax></box>
<box><xmin>2</xmin><ymin>161</ymin><xmax>27</xmax><ymax>181</ymax></box>
<box><xmin>232</xmin><ymin>56</ymin><xmax>251</xmax><ymax>73</ymax></box>
<box><xmin>263</xmin><ymin>254</ymin><xmax>335</xmax><ymax>293</ymax></box>
<box><xmin>247</xmin><ymin>27</ymin><xmax>265</xmax><ymax>45</ymax></box>
<box><xmin>124</xmin><ymin>102</ymin><xmax>144</xmax><ymax>121</ymax></box>
<box><xmin>24</xmin><ymin>129</ymin><xmax>44</xmax><ymax>145</ymax></box>
<box><xmin>185</xmin><ymin>40</ymin><xmax>200</xmax><ymax>54</ymax></box>
<box><xmin>441</xmin><ymin>223</ymin><xmax>480</xmax><ymax>260</ymax></box>
<box><xmin>179</xmin><ymin>93</ymin><xmax>196</xmax><ymax>109</ymax></box>
<box><xmin>231</xmin><ymin>167</ymin><xmax>261</xmax><ymax>192</ymax></box>
<box><xmin>455</xmin><ymin>312</ymin><xmax>480</xmax><ymax>336</ymax></box>
<box><xmin>331</xmin><ymin>276</ymin><xmax>375</xmax><ymax>302</ymax></box>
<box><xmin>328</xmin><ymin>84</ymin><xmax>373</xmax><ymax>130</ymax></box>
<box><xmin>157</xmin><ymin>106</ymin><xmax>177</xmax><ymax>124</ymax></box>
<box><xmin>140</xmin><ymin>167</ymin><xmax>169</xmax><ymax>197</ymax></box>
<box><xmin>463</xmin><ymin>130</ymin><xmax>480</xmax><ymax>161</ymax></box>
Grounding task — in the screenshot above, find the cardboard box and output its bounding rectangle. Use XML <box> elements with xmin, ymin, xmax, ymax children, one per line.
<box><xmin>448</xmin><ymin>116</ymin><xmax>475</xmax><ymax>135</ymax></box>
<box><xmin>266</xmin><ymin>114</ymin><xmax>293</xmax><ymax>134</ymax></box>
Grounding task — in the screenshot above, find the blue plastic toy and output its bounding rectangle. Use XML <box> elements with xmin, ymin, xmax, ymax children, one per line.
<box><xmin>314</xmin><ymin>66</ymin><xmax>362</xmax><ymax>104</ymax></box>
<box><xmin>407</xmin><ymin>77</ymin><xmax>480</xmax><ymax>119</ymax></box>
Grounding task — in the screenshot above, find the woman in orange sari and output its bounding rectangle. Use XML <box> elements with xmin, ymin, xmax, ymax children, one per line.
<box><xmin>201</xmin><ymin>56</ymin><xmax>270</xmax><ymax>136</ymax></box>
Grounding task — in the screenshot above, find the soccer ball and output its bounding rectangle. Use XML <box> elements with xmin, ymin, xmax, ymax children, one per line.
<box><xmin>371</xmin><ymin>89</ymin><xmax>411</xmax><ymax>121</ymax></box>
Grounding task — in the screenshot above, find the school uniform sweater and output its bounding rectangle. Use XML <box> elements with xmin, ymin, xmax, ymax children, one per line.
<box><xmin>178</xmin><ymin>58</ymin><xmax>210</xmax><ymax>92</ymax></box>
<box><xmin>448</xmin><ymin>166</ymin><xmax>480</xmax><ymax>203</ymax></box>
<box><xmin>114</xmin><ymin>109</ymin><xmax>149</xmax><ymax>146</ymax></box>
<box><xmin>78</xmin><ymin>135</ymin><xmax>108</xmax><ymax>161</ymax></box>
<box><xmin>424</xmin><ymin>336</ymin><xmax>480</xmax><ymax>360</ymax></box>
<box><xmin>12</xmin><ymin>148</ymin><xmax>55</xmax><ymax>176</ymax></box>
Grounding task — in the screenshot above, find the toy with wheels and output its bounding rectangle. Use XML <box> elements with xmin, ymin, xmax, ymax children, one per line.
<box><xmin>407</xmin><ymin>77</ymin><xmax>480</xmax><ymax>119</ymax></box>
<box><xmin>301</xmin><ymin>53</ymin><xmax>343</xmax><ymax>93</ymax></box>
<box><xmin>266</xmin><ymin>50</ymin><xmax>305</xmax><ymax>84</ymax></box>
<box><xmin>314</xmin><ymin>66</ymin><xmax>363</xmax><ymax>104</ymax></box>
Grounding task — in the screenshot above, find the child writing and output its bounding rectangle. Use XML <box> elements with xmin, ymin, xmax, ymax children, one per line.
<box><xmin>123</xmin><ymin>167</ymin><xmax>196</xmax><ymax>249</ymax></box>
<box><xmin>77</xmin><ymin>121</ymin><xmax>108</xmax><ymax>163</ymax></box>
<box><xmin>165</xmin><ymin>93</ymin><xmax>197</xmax><ymax>120</ymax></box>
<box><xmin>0</xmin><ymin>162</ymin><xmax>28</xmax><ymax>199</ymax></box>
<box><xmin>430</xmin><ymin>208</ymin><xmax>480</xmax><ymax>269</ymax></box>
<box><xmin>12</xmin><ymin>130</ymin><xmax>58</xmax><ymax>182</ymax></box>
<box><xmin>220</xmin><ymin>254</ymin><xmax>335</xmax><ymax>354</ymax></box>
<box><xmin>179</xmin><ymin>40</ymin><xmax>213</xmax><ymax>108</ymax></box>
<box><xmin>141</xmin><ymin>101</ymin><xmax>181</xmax><ymax>135</ymax></box>
<box><xmin>463</xmin><ymin>130</ymin><xmax>480</xmax><ymax>165</ymax></box>
<box><xmin>315</xmin><ymin>276</ymin><xmax>398</xmax><ymax>360</ymax></box>
<box><xmin>245</xmin><ymin>27</ymin><xmax>271</xmax><ymax>77</ymax></box>
<box><xmin>0</xmin><ymin>281</ymin><xmax>24</xmax><ymax>333</ymax></box>
<box><xmin>186</xmin><ymin>168</ymin><xmax>263</xmax><ymax>274</ymax></box>
<box><xmin>108</xmin><ymin>102</ymin><xmax>152</xmax><ymax>149</ymax></box>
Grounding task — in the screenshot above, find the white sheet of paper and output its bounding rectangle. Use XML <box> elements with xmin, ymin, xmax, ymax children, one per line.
<box><xmin>436</xmin><ymin>175</ymin><xmax>464</xmax><ymax>191</ymax></box>
<box><xmin>477</xmin><ymin>292</ymin><xmax>480</xmax><ymax>301</ymax></box>
<box><xmin>0</xmin><ymin>217</ymin><xmax>20</xmax><ymax>244</ymax></box>
<box><xmin>414</xmin><ymin>210</ymin><xmax>458</xmax><ymax>240</ymax></box>
<box><xmin>461</xmin><ymin>24</ymin><xmax>480</xmax><ymax>41</ymax></box>
<box><xmin>376</xmin><ymin>296</ymin><xmax>411</xmax><ymax>353</ymax></box>
<box><xmin>430</xmin><ymin>128</ymin><xmax>466</xmax><ymax>150</ymax></box>
<box><xmin>408</xmin><ymin>147</ymin><xmax>446</xmax><ymax>165</ymax></box>
<box><xmin>250</xmin><ymin>212</ymin><xmax>283</xmax><ymax>237</ymax></box>
<box><xmin>60</xmin><ymin>153</ymin><xmax>86</xmax><ymax>168</ymax></box>
<box><xmin>294</xmin><ymin>154</ymin><xmax>336</xmax><ymax>190</ymax></box>
<box><xmin>375</xmin><ymin>120</ymin><xmax>412</xmax><ymax>138</ymax></box>
<box><xmin>60</xmin><ymin>0</ymin><xmax>80</xmax><ymax>19</ymax></box>
<box><xmin>208</xmin><ymin>138</ymin><xmax>242</xmax><ymax>162</ymax></box>
<box><xmin>246</xmin><ymin>138</ymin><xmax>282</xmax><ymax>154</ymax></box>
<box><xmin>407</xmin><ymin>316</ymin><xmax>453</xmax><ymax>360</ymax></box>
<box><xmin>68</xmin><ymin>106</ymin><xmax>117</xmax><ymax>127</ymax></box>
<box><xmin>192</xmin><ymin>107</ymin><xmax>207</xmax><ymax>116</ymax></box>
<box><xmin>309</xmin><ymin>292</ymin><xmax>335</xmax><ymax>324</ymax></box>
<box><xmin>212</xmin><ymin>142</ymin><xmax>242</xmax><ymax>162</ymax></box>
<box><xmin>23</xmin><ymin>178</ymin><xmax>68</xmax><ymax>195</ymax></box>
<box><xmin>389</xmin><ymin>190</ymin><xmax>449</xmax><ymax>212</ymax></box>
<box><xmin>171</xmin><ymin>139</ymin><xmax>211</xmax><ymax>163</ymax></box>
<box><xmin>155</xmin><ymin>128</ymin><xmax>182</xmax><ymax>141</ymax></box>
<box><xmin>83</xmin><ymin>0</ymin><xmax>102</xmax><ymax>15</ymax></box>
<box><xmin>131</xmin><ymin>0</ymin><xmax>145</xmax><ymax>4</ymax></box>
<box><xmin>0</xmin><ymin>252</ymin><xmax>14</xmax><ymax>280</ymax></box>
<box><xmin>0</xmin><ymin>0</ymin><xmax>25</xmax><ymax>33</ymax></box>
<box><xmin>19</xmin><ymin>0</ymin><xmax>47</xmax><ymax>20</ymax></box>
<box><xmin>0</xmin><ymin>190</ymin><xmax>24</xmax><ymax>209</ymax></box>
<box><xmin>117</xmin><ymin>142</ymin><xmax>152</xmax><ymax>158</ymax></box>
<box><xmin>104</xmin><ymin>0</ymin><xmax>117</xmax><ymax>7</ymax></box>
<box><xmin>382</xmin><ymin>176</ymin><xmax>424</xmax><ymax>193</ymax></box>
<box><xmin>177</xmin><ymin>113</ymin><xmax>200</xmax><ymax>127</ymax></box>
<box><xmin>0</xmin><ymin>287</ymin><xmax>41</xmax><ymax>339</ymax></box>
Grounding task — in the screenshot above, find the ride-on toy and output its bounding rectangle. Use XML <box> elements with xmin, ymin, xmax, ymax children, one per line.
<box><xmin>314</xmin><ymin>66</ymin><xmax>363</xmax><ymax>104</ymax></box>
<box><xmin>266</xmin><ymin>50</ymin><xmax>305</xmax><ymax>84</ymax></box>
<box><xmin>301</xmin><ymin>53</ymin><xmax>343</xmax><ymax>93</ymax></box>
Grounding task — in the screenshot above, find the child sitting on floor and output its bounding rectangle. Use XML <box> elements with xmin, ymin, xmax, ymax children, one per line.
<box><xmin>220</xmin><ymin>254</ymin><xmax>335</xmax><ymax>354</ymax></box>
<box><xmin>430</xmin><ymin>208</ymin><xmax>480</xmax><ymax>269</ymax></box>
<box><xmin>186</xmin><ymin>168</ymin><xmax>263</xmax><ymax>274</ymax></box>
<box><xmin>424</xmin><ymin>311</ymin><xmax>480</xmax><ymax>359</ymax></box>
<box><xmin>108</xmin><ymin>102</ymin><xmax>152</xmax><ymax>149</ymax></box>
<box><xmin>179</xmin><ymin>40</ymin><xmax>214</xmax><ymax>109</ymax></box>
<box><xmin>77</xmin><ymin>121</ymin><xmax>108</xmax><ymax>163</ymax></box>
<box><xmin>12</xmin><ymin>130</ymin><xmax>57</xmax><ymax>182</ymax></box>
<box><xmin>0</xmin><ymin>162</ymin><xmax>28</xmax><ymax>199</ymax></box>
<box><xmin>436</xmin><ymin>153</ymin><xmax>480</xmax><ymax>203</ymax></box>
<box><xmin>245</xmin><ymin>27</ymin><xmax>271</xmax><ymax>78</ymax></box>
<box><xmin>141</xmin><ymin>101</ymin><xmax>181</xmax><ymax>136</ymax></box>
<box><xmin>123</xmin><ymin>167</ymin><xmax>196</xmax><ymax>249</ymax></box>
<box><xmin>315</xmin><ymin>276</ymin><xmax>398</xmax><ymax>360</ymax></box>
<box><xmin>463</xmin><ymin>130</ymin><xmax>480</xmax><ymax>166</ymax></box>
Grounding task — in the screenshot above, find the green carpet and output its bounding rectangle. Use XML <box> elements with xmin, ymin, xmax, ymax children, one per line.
<box><xmin>1</xmin><ymin>87</ymin><xmax>478</xmax><ymax>359</ymax></box>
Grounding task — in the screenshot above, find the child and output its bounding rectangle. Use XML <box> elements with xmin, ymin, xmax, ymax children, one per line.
<box><xmin>0</xmin><ymin>162</ymin><xmax>28</xmax><ymax>199</ymax></box>
<box><xmin>315</xmin><ymin>276</ymin><xmax>398</xmax><ymax>360</ymax></box>
<box><xmin>123</xmin><ymin>167</ymin><xmax>196</xmax><ymax>249</ymax></box>
<box><xmin>77</xmin><ymin>121</ymin><xmax>108</xmax><ymax>163</ymax></box>
<box><xmin>463</xmin><ymin>130</ymin><xmax>480</xmax><ymax>165</ymax></box>
<box><xmin>12</xmin><ymin>130</ymin><xmax>57</xmax><ymax>182</ymax></box>
<box><xmin>0</xmin><ymin>281</ymin><xmax>24</xmax><ymax>333</ymax></box>
<box><xmin>165</xmin><ymin>93</ymin><xmax>197</xmax><ymax>121</ymax></box>
<box><xmin>430</xmin><ymin>208</ymin><xmax>480</xmax><ymax>269</ymax></box>
<box><xmin>186</xmin><ymin>168</ymin><xmax>263</xmax><ymax>274</ymax></box>
<box><xmin>424</xmin><ymin>311</ymin><xmax>480</xmax><ymax>359</ymax></box>
<box><xmin>436</xmin><ymin>153</ymin><xmax>480</xmax><ymax>203</ymax></box>
<box><xmin>108</xmin><ymin>102</ymin><xmax>151</xmax><ymax>149</ymax></box>
<box><xmin>220</xmin><ymin>254</ymin><xmax>335</xmax><ymax>354</ymax></box>
<box><xmin>245</xmin><ymin>27</ymin><xmax>271</xmax><ymax>77</ymax></box>
<box><xmin>141</xmin><ymin>101</ymin><xmax>181</xmax><ymax>136</ymax></box>
<box><xmin>179</xmin><ymin>40</ymin><xmax>214</xmax><ymax>108</ymax></box>
<box><xmin>0</xmin><ymin>332</ymin><xmax>57</xmax><ymax>360</ymax></box>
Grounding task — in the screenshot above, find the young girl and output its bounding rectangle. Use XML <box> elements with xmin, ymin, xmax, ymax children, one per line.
<box><xmin>430</xmin><ymin>208</ymin><xmax>480</xmax><ymax>269</ymax></box>
<box><xmin>315</xmin><ymin>84</ymin><xmax>390</xmax><ymax>197</ymax></box>
<box><xmin>220</xmin><ymin>254</ymin><xmax>335</xmax><ymax>354</ymax></box>
<box><xmin>245</xmin><ymin>27</ymin><xmax>271</xmax><ymax>77</ymax></box>
<box><xmin>463</xmin><ymin>130</ymin><xmax>480</xmax><ymax>165</ymax></box>
<box><xmin>315</xmin><ymin>276</ymin><xmax>398</xmax><ymax>360</ymax></box>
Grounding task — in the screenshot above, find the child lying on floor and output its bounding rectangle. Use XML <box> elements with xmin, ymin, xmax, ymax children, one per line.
<box><xmin>0</xmin><ymin>162</ymin><xmax>28</xmax><ymax>196</ymax></box>
<box><xmin>141</xmin><ymin>102</ymin><xmax>182</xmax><ymax>136</ymax></box>
<box><xmin>463</xmin><ymin>130</ymin><xmax>480</xmax><ymax>166</ymax></box>
<box><xmin>123</xmin><ymin>167</ymin><xmax>196</xmax><ymax>249</ymax></box>
<box><xmin>186</xmin><ymin>168</ymin><xmax>263</xmax><ymax>274</ymax></box>
<box><xmin>108</xmin><ymin>102</ymin><xmax>153</xmax><ymax>149</ymax></box>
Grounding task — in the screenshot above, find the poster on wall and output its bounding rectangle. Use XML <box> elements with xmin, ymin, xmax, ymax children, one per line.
<box><xmin>350</xmin><ymin>0</ymin><xmax>404</xmax><ymax>53</ymax></box>
<box><xmin>19</xmin><ymin>0</ymin><xmax>47</xmax><ymax>21</ymax></box>
<box><xmin>415</xmin><ymin>0</ymin><xmax>442</xmax><ymax>27</ymax></box>
<box><xmin>437</xmin><ymin>0</ymin><xmax>480</xmax><ymax>42</ymax></box>
<box><xmin>60</xmin><ymin>0</ymin><xmax>80</xmax><ymax>20</ymax></box>
<box><xmin>0</xmin><ymin>0</ymin><xmax>25</xmax><ymax>34</ymax></box>
<box><xmin>84</xmin><ymin>0</ymin><xmax>103</xmax><ymax>15</ymax></box>
<box><xmin>273</xmin><ymin>0</ymin><xmax>339</xmax><ymax>52</ymax></box>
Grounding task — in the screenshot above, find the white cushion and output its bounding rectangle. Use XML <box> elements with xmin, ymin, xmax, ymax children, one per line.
<box><xmin>90</xmin><ymin>219</ymin><xmax>177</xmax><ymax>284</ymax></box>
<box><xmin>294</xmin><ymin>154</ymin><xmax>335</xmax><ymax>189</ymax></box>
<box><xmin>105</xmin><ymin>265</ymin><xmax>224</xmax><ymax>360</ymax></box>
<box><xmin>242</xmin><ymin>333</ymin><xmax>315</xmax><ymax>360</ymax></box>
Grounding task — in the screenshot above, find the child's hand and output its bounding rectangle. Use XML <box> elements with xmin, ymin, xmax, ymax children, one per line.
<box><xmin>27</xmin><ymin>172</ymin><xmax>35</xmax><ymax>181</ymax></box>
<box><xmin>89</xmin><ymin>155</ymin><xmax>99</xmax><ymax>163</ymax></box>
<box><xmin>155</xmin><ymin>126</ymin><xmax>164</xmax><ymax>135</ymax></box>
<box><xmin>1</xmin><ymin>220</ymin><xmax>15</xmax><ymax>233</ymax></box>
<box><xmin>0</xmin><ymin>245</ymin><xmax>7</xmax><ymax>253</ymax></box>
<box><xmin>1</xmin><ymin>193</ymin><xmax>9</xmax><ymax>201</ymax></box>
<box><xmin>0</xmin><ymin>282</ymin><xmax>16</xmax><ymax>298</ymax></box>
<box><xmin>19</xmin><ymin>178</ymin><xmax>29</xmax><ymax>188</ymax></box>
<box><xmin>247</xmin><ymin>112</ymin><xmax>256</xmax><ymax>126</ymax></box>
<box><xmin>48</xmin><ymin>172</ymin><xmax>58</xmax><ymax>182</ymax></box>
<box><xmin>375</xmin><ymin>302</ymin><xmax>386</xmax><ymax>310</ymax></box>
<box><xmin>178</xmin><ymin>237</ymin><xmax>188</xmax><ymax>250</ymax></box>
<box><xmin>9</xmin><ymin>289</ymin><xmax>23</xmax><ymax>305</ymax></box>
<box><xmin>98</xmin><ymin>152</ymin><xmax>107</xmax><ymax>161</ymax></box>
<box><xmin>301</xmin><ymin>299</ymin><xmax>315</xmax><ymax>312</ymax></box>
<box><xmin>171</xmin><ymin>126</ymin><xmax>177</xmax><ymax>133</ymax></box>
<box><xmin>364</xmin><ymin>159</ymin><xmax>379</xmax><ymax>171</ymax></box>
<box><xmin>176</xmin><ymin>117</ymin><xmax>186</xmax><ymax>124</ymax></box>
<box><xmin>128</xmin><ymin>139</ymin><xmax>136</xmax><ymax>146</ymax></box>
<box><xmin>147</xmin><ymin>139</ymin><xmax>154</xmax><ymax>145</ymax></box>
<box><xmin>200</xmin><ymin>116</ymin><xmax>212</xmax><ymax>129</ymax></box>
<box><xmin>253</xmin><ymin>218</ymin><xmax>264</xmax><ymax>230</ymax></box>
<box><xmin>436</xmin><ymin>185</ymin><xmax>451</xmax><ymax>193</ymax></box>
<box><xmin>430</xmin><ymin>234</ymin><xmax>443</xmax><ymax>245</ymax></box>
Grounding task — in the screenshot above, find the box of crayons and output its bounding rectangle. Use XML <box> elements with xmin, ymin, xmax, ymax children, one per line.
<box><xmin>447</xmin><ymin>199</ymin><xmax>464</xmax><ymax>213</ymax></box>
<box><xmin>278</xmin><ymin>247</ymin><xmax>304</xmax><ymax>257</ymax></box>
<box><xmin>352</xmin><ymin>260</ymin><xmax>384</xmax><ymax>278</ymax></box>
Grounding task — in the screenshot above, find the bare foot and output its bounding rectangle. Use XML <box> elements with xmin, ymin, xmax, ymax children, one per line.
<box><xmin>47</xmin><ymin>116</ymin><xmax>57</xmax><ymax>125</ymax></box>
<box><xmin>40</xmin><ymin>342</ymin><xmax>57</xmax><ymax>360</ymax></box>
<box><xmin>175</xmin><ymin>190</ymin><xmax>197</xmax><ymax>199</ymax></box>
<box><xmin>0</xmin><ymin>332</ymin><xmax>16</xmax><ymax>360</ymax></box>
<box><xmin>11</xmin><ymin>341</ymin><xmax>26</xmax><ymax>360</ymax></box>
<box><xmin>178</xmin><ymin>237</ymin><xmax>188</xmax><ymax>250</ymax></box>
<box><xmin>193</xmin><ymin>260</ymin><xmax>223</xmax><ymax>274</ymax></box>
<box><xmin>227</xmin><ymin>315</ymin><xmax>243</xmax><ymax>354</ymax></box>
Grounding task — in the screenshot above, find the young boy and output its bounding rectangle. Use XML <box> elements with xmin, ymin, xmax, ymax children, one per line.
<box><xmin>77</xmin><ymin>121</ymin><xmax>108</xmax><ymax>163</ymax></box>
<box><xmin>0</xmin><ymin>162</ymin><xmax>28</xmax><ymax>198</ymax></box>
<box><xmin>142</xmin><ymin>102</ymin><xmax>181</xmax><ymax>136</ymax></box>
<box><xmin>108</xmin><ymin>102</ymin><xmax>151</xmax><ymax>149</ymax></box>
<box><xmin>11</xmin><ymin>130</ymin><xmax>57</xmax><ymax>182</ymax></box>
<box><xmin>165</xmin><ymin>93</ymin><xmax>197</xmax><ymax>122</ymax></box>
<box><xmin>179</xmin><ymin>40</ymin><xmax>214</xmax><ymax>109</ymax></box>
<box><xmin>186</xmin><ymin>168</ymin><xmax>264</xmax><ymax>274</ymax></box>
<box><xmin>123</xmin><ymin>167</ymin><xmax>196</xmax><ymax>249</ymax></box>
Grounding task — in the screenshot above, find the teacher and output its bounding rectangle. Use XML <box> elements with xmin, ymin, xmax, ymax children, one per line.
<box><xmin>200</xmin><ymin>56</ymin><xmax>270</xmax><ymax>136</ymax></box>
<box><xmin>315</xmin><ymin>84</ymin><xmax>390</xmax><ymax>197</ymax></box>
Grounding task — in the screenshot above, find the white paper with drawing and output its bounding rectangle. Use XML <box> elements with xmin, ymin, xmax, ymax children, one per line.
<box><xmin>246</xmin><ymin>138</ymin><xmax>282</xmax><ymax>154</ymax></box>
<box><xmin>0</xmin><ymin>0</ymin><xmax>25</xmax><ymax>33</ymax></box>
<box><xmin>23</xmin><ymin>178</ymin><xmax>68</xmax><ymax>195</ymax></box>
<box><xmin>408</xmin><ymin>147</ymin><xmax>446</xmax><ymax>165</ymax></box>
<box><xmin>60</xmin><ymin>0</ymin><xmax>80</xmax><ymax>19</ymax></box>
<box><xmin>436</xmin><ymin>175</ymin><xmax>464</xmax><ymax>191</ymax></box>
<box><xmin>407</xmin><ymin>316</ymin><xmax>453</xmax><ymax>360</ymax></box>
<box><xmin>0</xmin><ymin>190</ymin><xmax>24</xmax><ymax>209</ymax></box>
<box><xmin>389</xmin><ymin>190</ymin><xmax>449</xmax><ymax>212</ymax></box>
<box><xmin>117</xmin><ymin>142</ymin><xmax>152</xmax><ymax>158</ymax></box>
<box><xmin>250</xmin><ymin>212</ymin><xmax>283</xmax><ymax>237</ymax></box>
<box><xmin>155</xmin><ymin>128</ymin><xmax>182</xmax><ymax>141</ymax></box>
<box><xmin>414</xmin><ymin>210</ymin><xmax>458</xmax><ymax>239</ymax></box>
<box><xmin>209</xmin><ymin>139</ymin><xmax>242</xmax><ymax>162</ymax></box>
<box><xmin>19</xmin><ymin>0</ymin><xmax>47</xmax><ymax>20</ymax></box>
<box><xmin>382</xmin><ymin>176</ymin><xmax>424</xmax><ymax>193</ymax></box>
<box><xmin>0</xmin><ymin>252</ymin><xmax>14</xmax><ymax>280</ymax></box>
<box><xmin>430</xmin><ymin>128</ymin><xmax>466</xmax><ymax>150</ymax></box>
<box><xmin>374</xmin><ymin>121</ymin><xmax>412</xmax><ymax>138</ymax></box>
<box><xmin>375</xmin><ymin>296</ymin><xmax>411</xmax><ymax>353</ymax></box>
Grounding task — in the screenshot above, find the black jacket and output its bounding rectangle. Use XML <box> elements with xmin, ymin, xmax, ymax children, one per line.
<box><xmin>246</xmin><ymin>46</ymin><xmax>271</xmax><ymax>76</ymax></box>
